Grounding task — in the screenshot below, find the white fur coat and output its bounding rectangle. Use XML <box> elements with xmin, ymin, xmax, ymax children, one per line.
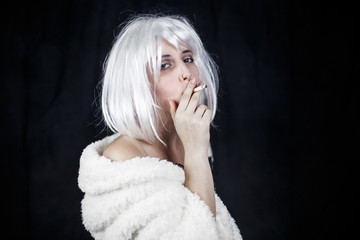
<box><xmin>78</xmin><ymin>134</ymin><xmax>242</xmax><ymax>240</ymax></box>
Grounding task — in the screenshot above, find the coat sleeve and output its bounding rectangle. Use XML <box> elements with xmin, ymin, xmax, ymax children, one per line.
<box><xmin>78</xmin><ymin>137</ymin><xmax>242</xmax><ymax>240</ymax></box>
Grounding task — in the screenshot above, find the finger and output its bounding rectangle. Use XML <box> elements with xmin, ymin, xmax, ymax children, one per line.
<box><xmin>202</xmin><ymin>109</ymin><xmax>212</xmax><ymax>121</ymax></box>
<box><xmin>194</xmin><ymin>104</ymin><xmax>208</xmax><ymax>118</ymax></box>
<box><xmin>177</xmin><ymin>77</ymin><xmax>197</xmax><ymax>112</ymax></box>
<box><xmin>186</xmin><ymin>81</ymin><xmax>206</xmax><ymax>112</ymax></box>
<box><xmin>186</xmin><ymin>91</ymin><xmax>202</xmax><ymax>113</ymax></box>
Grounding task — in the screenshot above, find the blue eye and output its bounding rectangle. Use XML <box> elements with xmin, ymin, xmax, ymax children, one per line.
<box><xmin>184</xmin><ymin>57</ymin><xmax>194</xmax><ymax>63</ymax></box>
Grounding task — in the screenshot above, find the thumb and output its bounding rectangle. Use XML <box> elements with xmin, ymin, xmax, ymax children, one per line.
<box><xmin>168</xmin><ymin>98</ymin><xmax>177</xmax><ymax>120</ymax></box>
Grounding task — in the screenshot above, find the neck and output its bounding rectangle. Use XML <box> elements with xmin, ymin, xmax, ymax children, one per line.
<box><xmin>163</xmin><ymin>126</ymin><xmax>185</xmax><ymax>165</ymax></box>
<box><xmin>156</xmin><ymin>124</ymin><xmax>177</xmax><ymax>149</ymax></box>
<box><xmin>152</xmin><ymin>122</ymin><xmax>184</xmax><ymax>164</ymax></box>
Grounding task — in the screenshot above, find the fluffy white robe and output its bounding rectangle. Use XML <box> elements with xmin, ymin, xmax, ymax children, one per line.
<box><xmin>78</xmin><ymin>134</ymin><xmax>242</xmax><ymax>240</ymax></box>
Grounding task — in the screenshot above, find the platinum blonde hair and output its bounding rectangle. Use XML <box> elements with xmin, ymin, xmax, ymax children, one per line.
<box><xmin>101</xmin><ymin>14</ymin><xmax>219</xmax><ymax>145</ymax></box>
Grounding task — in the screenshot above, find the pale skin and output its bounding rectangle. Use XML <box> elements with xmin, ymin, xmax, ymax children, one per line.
<box><xmin>103</xmin><ymin>40</ymin><xmax>216</xmax><ymax>217</ymax></box>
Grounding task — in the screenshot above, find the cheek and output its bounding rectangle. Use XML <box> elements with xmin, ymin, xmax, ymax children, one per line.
<box><xmin>156</xmin><ymin>85</ymin><xmax>180</xmax><ymax>99</ymax></box>
<box><xmin>155</xmin><ymin>84</ymin><xmax>183</xmax><ymax>105</ymax></box>
<box><xmin>156</xmin><ymin>86</ymin><xmax>173</xmax><ymax>99</ymax></box>
<box><xmin>190</xmin><ymin>64</ymin><xmax>199</xmax><ymax>79</ymax></box>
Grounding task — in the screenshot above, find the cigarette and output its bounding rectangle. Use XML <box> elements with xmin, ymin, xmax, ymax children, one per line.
<box><xmin>193</xmin><ymin>84</ymin><xmax>207</xmax><ymax>93</ymax></box>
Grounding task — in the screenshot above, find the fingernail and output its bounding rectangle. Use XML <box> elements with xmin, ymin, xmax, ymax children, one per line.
<box><xmin>191</xmin><ymin>79</ymin><xmax>196</xmax><ymax>84</ymax></box>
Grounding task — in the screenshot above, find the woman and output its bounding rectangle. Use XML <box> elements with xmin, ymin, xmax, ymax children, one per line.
<box><xmin>78</xmin><ymin>14</ymin><xmax>242</xmax><ymax>240</ymax></box>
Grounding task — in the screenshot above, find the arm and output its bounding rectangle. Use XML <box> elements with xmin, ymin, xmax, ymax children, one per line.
<box><xmin>184</xmin><ymin>149</ymin><xmax>216</xmax><ymax>217</ymax></box>
<box><xmin>169</xmin><ymin>78</ymin><xmax>216</xmax><ymax>217</ymax></box>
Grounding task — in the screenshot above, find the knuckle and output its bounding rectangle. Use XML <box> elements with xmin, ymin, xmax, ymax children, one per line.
<box><xmin>196</xmin><ymin>105</ymin><xmax>205</xmax><ymax>112</ymax></box>
<box><xmin>197</xmin><ymin>104</ymin><xmax>208</xmax><ymax>112</ymax></box>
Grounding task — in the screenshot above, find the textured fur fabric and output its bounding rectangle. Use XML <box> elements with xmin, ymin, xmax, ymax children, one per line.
<box><xmin>78</xmin><ymin>134</ymin><xmax>242</xmax><ymax>240</ymax></box>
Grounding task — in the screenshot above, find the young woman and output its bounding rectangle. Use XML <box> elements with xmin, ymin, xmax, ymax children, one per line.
<box><xmin>78</xmin><ymin>14</ymin><xmax>242</xmax><ymax>240</ymax></box>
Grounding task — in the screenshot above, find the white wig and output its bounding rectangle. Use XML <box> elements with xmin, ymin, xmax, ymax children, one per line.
<box><xmin>101</xmin><ymin>14</ymin><xmax>219</xmax><ymax>145</ymax></box>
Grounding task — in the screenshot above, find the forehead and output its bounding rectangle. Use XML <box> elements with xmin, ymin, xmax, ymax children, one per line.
<box><xmin>161</xmin><ymin>39</ymin><xmax>189</xmax><ymax>54</ymax></box>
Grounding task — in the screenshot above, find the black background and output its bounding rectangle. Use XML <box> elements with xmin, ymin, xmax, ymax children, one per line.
<box><xmin>1</xmin><ymin>0</ymin><xmax>358</xmax><ymax>239</ymax></box>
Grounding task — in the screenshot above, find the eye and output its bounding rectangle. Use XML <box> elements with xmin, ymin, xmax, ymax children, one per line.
<box><xmin>161</xmin><ymin>63</ymin><xmax>171</xmax><ymax>70</ymax></box>
<box><xmin>184</xmin><ymin>57</ymin><xmax>194</xmax><ymax>63</ymax></box>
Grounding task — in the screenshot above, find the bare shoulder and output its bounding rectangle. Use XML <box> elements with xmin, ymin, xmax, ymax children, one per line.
<box><xmin>103</xmin><ymin>135</ymin><xmax>145</xmax><ymax>162</ymax></box>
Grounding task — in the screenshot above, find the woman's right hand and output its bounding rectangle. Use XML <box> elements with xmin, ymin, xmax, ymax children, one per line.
<box><xmin>169</xmin><ymin>78</ymin><xmax>216</xmax><ymax>216</ymax></box>
<box><xmin>168</xmin><ymin>77</ymin><xmax>212</xmax><ymax>157</ymax></box>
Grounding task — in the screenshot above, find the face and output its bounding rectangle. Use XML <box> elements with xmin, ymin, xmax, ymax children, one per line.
<box><xmin>153</xmin><ymin>40</ymin><xmax>199</xmax><ymax>119</ymax></box>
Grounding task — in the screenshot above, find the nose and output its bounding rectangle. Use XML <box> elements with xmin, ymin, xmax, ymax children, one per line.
<box><xmin>179</xmin><ymin>63</ymin><xmax>191</xmax><ymax>82</ymax></box>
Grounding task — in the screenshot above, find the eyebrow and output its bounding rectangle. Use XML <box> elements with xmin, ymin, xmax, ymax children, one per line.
<box><xmin>162</xmin><ymin>49</ymin><xmax>193</xmax><ymax>58</ymax></box>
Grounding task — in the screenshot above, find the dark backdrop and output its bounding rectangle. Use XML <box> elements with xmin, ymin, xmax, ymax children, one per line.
<box><xmin>1</xmin><ymin>0</ymin><xmax>357</xmax><ymax>239</ymax></box>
